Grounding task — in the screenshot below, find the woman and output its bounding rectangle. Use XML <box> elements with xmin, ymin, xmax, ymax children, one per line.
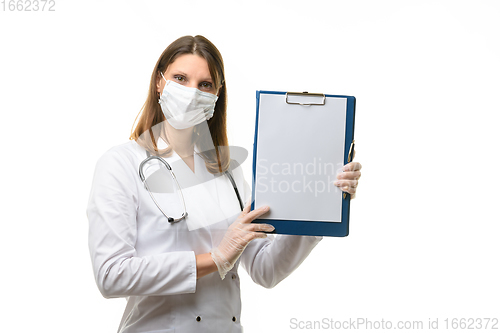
<box><xmin>87</xmin><ymin>35</ymin><xmax>362</xmax><ymax>333</ymax></box>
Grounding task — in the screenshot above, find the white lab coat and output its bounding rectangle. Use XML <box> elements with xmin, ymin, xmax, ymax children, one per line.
<box><xmin>87</xmin><ymin>140</ymin><xmax>322</xmax><ymax>333</ymax></box>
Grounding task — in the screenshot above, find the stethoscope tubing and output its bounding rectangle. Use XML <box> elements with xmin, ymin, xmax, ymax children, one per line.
<box><xmin>139</xmin><ymin>152</ymin><xmax>243</xmax><ymax>223</ymax></box>
<box><xmin>139</xmin><ymin>155</ymin><xmax>188</xmax><ymax>223</ymax></box>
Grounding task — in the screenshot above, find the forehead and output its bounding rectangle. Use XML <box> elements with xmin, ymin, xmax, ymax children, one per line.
<box><xmin>166</xmin><ymin>54</ymin><xmax>211</xmax><ymax>79</ymax></box>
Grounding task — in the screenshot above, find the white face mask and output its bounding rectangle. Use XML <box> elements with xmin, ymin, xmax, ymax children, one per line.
<box><xmin>158</xmin><ymin>73</ymin><xmax>218</xmax><ymax>130</ymax></box>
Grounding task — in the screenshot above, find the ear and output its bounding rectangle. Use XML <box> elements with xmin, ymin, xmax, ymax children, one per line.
<box><xmin>156</xmin><ymin>71</ymin><xmax>163</xmax><ymax>94</ymax></box>
<box><xmin>217</xmin><ymin>82</ymin><xmax>224</xmax><ymax>97</ymax></box>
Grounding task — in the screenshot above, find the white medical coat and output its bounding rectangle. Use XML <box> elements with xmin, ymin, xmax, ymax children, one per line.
<box><xmin>87</xmin><ymin>141</ymin><xmax>322</xmax><ymax>333</ymax></box>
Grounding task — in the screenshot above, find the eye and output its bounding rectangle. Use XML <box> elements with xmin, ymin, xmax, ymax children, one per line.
<box><xmin>174</xmin><ymin>75</ymin><xmax>186</xmax><ymax>83</ymax></box>
<box><xmin>200</xmin><ymin>82</ymin><xmax>213</xmax><ymax>90</ymax></box>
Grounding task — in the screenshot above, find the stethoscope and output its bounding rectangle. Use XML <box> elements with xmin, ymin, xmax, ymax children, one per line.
<box><xmin>139</xmin><ymin>150</ymin><xmax>244</xmax><ymax>223</ymax></box>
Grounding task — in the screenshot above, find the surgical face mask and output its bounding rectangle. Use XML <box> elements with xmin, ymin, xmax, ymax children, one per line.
<box><xmin>158</xmin><ymin>73</ymin><xmax>218</xmax><ymax>130</ymax></box>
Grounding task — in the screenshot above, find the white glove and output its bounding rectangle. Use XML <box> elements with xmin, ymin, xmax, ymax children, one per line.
<box><xmin>211</xmin><ymin>203</ymin><xmax>274</xmax><ymax>279</ymax></box>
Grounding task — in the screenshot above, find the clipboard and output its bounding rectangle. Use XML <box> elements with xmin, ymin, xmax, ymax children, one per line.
<box><xmin>251</xmin><ymin>90</ymin><xmax>356</xmax><ymax>237</ymax></box>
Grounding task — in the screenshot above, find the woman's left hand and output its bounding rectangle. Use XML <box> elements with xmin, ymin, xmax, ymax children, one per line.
<box><xmin>334</xmin><ymin>149</ymin><xmax>362</xmax><ymax>199</ymax></box>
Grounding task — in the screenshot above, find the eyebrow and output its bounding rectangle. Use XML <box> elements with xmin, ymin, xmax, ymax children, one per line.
<box><xmin>173</xmin><ymin>71</ymin><xmax>213</xmax><ymax>82</ymax></box>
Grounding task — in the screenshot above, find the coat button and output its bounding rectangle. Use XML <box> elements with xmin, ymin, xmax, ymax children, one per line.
<box><xmin>196</xmin><ymin>316</ymin><xmax>201</xmax><ymax>322</ymax></box>
<box><xmin>231</xmin><ymin>274</ymin><xmax>236</xmax><ymax>280</ymax></box>
<box><xmin>232</xmin><ymin>316</ymin><xmax>237</xmax><ymax>322</ymax></box>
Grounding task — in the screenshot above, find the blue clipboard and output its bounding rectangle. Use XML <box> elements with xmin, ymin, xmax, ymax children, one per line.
<box><xmin>251</xmin><ymin>90</ymin><xmax>356</xmax><ymax>237</ymax></box>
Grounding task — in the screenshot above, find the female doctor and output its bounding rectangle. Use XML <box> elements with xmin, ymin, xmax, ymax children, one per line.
<box><xmin>87</xmin><ymin>35</ymin><xmax>362</xmax><ymax>333</ymax></box>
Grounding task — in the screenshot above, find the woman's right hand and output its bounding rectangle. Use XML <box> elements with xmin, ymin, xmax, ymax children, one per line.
<box><xmin>210</xmin><ymin>203</ymin><xmax>274</xmax><ymax>279</ymax></box>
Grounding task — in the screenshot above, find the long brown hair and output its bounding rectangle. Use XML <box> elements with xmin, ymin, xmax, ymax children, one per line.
<box><xmin>130</xmin><ymin>35</ymin><xmax>230</xmax><ymax>174</ymax></box>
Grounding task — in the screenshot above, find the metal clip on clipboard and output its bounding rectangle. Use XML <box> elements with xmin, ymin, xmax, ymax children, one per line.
<box><xmin>285</xmin><ymin>91</ymin><xmax>326</xmax><ymax>105</ymax></box>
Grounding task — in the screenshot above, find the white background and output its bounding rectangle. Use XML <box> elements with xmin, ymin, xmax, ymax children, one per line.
<box><xmin>1</xmin><ymin>1</ymin><xmax>499</xmax><ymax>332</ymax></box>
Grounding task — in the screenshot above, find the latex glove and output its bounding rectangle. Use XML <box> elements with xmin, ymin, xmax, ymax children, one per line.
<box><xmin>211</xmin><ymin>203</ymin><xmax>274</xmax><ymax>279</ymax></box>
<box><xmin>334</xmin><ymin>148</ymin><xmax>362</xmax><ymax>199</ymax></box>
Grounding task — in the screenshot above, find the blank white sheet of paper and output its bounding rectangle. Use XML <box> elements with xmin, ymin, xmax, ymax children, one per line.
<box><xmin>254</xmin><ymin>93</ymin><xmax>346</xmax><ymax>222</ymax></box>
